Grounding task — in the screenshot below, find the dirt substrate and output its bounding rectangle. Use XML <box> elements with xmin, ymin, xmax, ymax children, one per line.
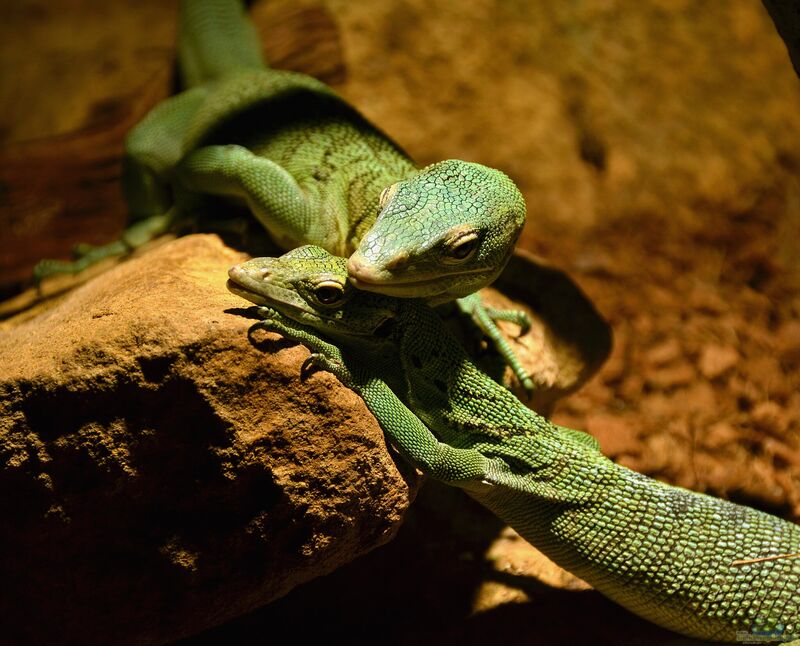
<box><xmin>548</xmin><ymin>201</ymin><xmax>800</xmax><ymax>522</ymax></box>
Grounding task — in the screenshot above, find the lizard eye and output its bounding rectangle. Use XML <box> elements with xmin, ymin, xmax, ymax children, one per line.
<box><xmin>444</xmin><ymin>232</ymin><xmax>480</xmax><ymax>263</ymax></box>
<box><xmin>314</xmin><ymin>280</ymin><xmax>345</xmax><ymax>305</ymax></box>
<box><xmin>378</xmin><ymin>184</ymin><xmax>398</xmax><ymax>209</ymax></box>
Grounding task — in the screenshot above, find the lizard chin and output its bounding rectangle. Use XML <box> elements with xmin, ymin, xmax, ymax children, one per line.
<box><xmin>347</xmin><ymin>255</ymin><xmax>494</xmax><ymax>300</ymax></box>
<box><xmin>348</xmin><ymin>274</ymin><xmax>445</xmax><ymax>297</ymax></box>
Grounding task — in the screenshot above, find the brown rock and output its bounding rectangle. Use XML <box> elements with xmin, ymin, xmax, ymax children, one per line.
<box><xmin>701</xmin><ymin>420</ymin><xmax>742</xmax><ymax>451</ymax></box>
<box><xmin>0</xmin><ymin>235</ymin><xmax>418</xmax><ymax>644</ymax></box>
<box><xmin>474</xmin><ymin>526</ymin><xmax>590</xmax><ymax>612</ymax></box>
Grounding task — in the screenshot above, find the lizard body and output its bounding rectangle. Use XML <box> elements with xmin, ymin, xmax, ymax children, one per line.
<box><xmin>227</xmin><ymin>246</ymin><xmax>800</xmax><ymax>643</ymax></box>
<box><xmin>36</xmin><ymin>0</ymin><xmax>533</xmax><ymax>389</ymax></box>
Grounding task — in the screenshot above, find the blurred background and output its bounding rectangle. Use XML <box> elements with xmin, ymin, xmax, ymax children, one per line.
<box><xmin>2</xmin><ymin>1</ymin><xmax>799</xmax><ymax>643</ymax></box>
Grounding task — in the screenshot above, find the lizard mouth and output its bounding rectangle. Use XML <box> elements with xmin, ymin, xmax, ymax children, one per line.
<box><xmin>226</xmin><ymin>279</ymin><xmax>271</xmax><ymax>306</ymax></box>
<box><xmin>348</xmin><ymin>273</ymin><xmax>440</xmax><ymax>288</ymax></box>
<box><xmin>227</xmin><ymin>277</ymin><xmax>329</xmax><ymax>322</ymax></box>
<box><xmin>348</xmin><ymin>254</ymin><xmax>491</xmax><ymax>291</ymax></box>
<box><xmin>348</xmin><ymin>266</ymin><xmax>492</xmax><ymax>299</ymax></box>
<box><xmin>348</xmin><ymin>276</ymin><xmax>445</xmax><ymax>297</ymax></box>
<box><xmin>226</xmin><ymin>266</ymin><xmax>310</xmax><ymax>315</ymax></box>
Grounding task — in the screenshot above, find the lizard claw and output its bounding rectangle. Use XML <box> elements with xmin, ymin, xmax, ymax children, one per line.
<box><xmin>256</xmin><ymin>306</ymin><xmax>279</xmax><ymax>319</ymax></box>
<box><xmin>302</xmin><ymin>351</ymin><xmax>352</xmax><ymax>385</ymax></box>
<box><xmin>301</xmin><ymin>352</ymin><xmax>324</xmax><ymax>377</ymax></box>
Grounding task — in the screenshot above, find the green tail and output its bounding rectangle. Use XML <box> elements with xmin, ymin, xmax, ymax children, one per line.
<box><xmin>178</xmin><ymin>0</ymin><xmax>265</xmax><ymax>87</ymax></box>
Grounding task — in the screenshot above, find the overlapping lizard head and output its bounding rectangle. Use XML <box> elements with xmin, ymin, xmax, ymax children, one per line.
<box><xmin>348</xmin><ymin>159</ymin><xmax>526</xmax><ymax>305</ymax></box>
<box><xmin>227</xmin><ymin>245</ymin><xmax>398</xmax><ymax>340</ymax></box>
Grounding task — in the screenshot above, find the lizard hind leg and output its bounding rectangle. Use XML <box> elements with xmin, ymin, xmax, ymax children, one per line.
<box><xmin>456</xmin><ymin>292</ymin><xmax>535</xmax><ymax>394</ymax></box>
<box><xmin>33</xmin><ymin>210</ymin><xmax>177</xmax><ymax>284</ymax></box>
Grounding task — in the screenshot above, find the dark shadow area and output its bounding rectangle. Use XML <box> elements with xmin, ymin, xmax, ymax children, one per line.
<box><xmin>182</xmin><ymin>480</ymin><xmax>705</xmax><ymax>646</ymax></box>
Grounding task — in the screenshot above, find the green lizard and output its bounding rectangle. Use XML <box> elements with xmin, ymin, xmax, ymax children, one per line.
<box><xmin>227</xmin><ymin>245</ymin><xmax>800</xmax><ymax>643</ymax></box>
<box><xmin>34</xmin><ymin>0</ymin><xmax>533</xmax><ymax>390</ymax></box>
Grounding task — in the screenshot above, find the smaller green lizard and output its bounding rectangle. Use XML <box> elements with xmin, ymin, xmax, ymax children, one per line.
<box><xmin>227</xmin><ymin>245</ymin><xmax>800</xmax><ymax>643</ymax></box>
<box><xmin>34</xmin><ymin>0</ymin><xmax>534</xmax><ymax>391</ymax></box>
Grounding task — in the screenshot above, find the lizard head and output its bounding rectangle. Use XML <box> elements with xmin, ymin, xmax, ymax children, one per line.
<box><xmin>227</xmin><ymin>245</ymin><xmax>398</xmax><ymax>338</ymax></box>
<box><xmin>348</xmin><ymin>159</ymin><xmax>526</xmax><ymax>304</ymax></box>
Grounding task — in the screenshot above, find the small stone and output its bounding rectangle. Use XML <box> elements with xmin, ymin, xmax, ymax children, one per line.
<box><xmin>645</xmin><ymin>363</ymin><xmax>696</xmax><ymax>390</ymax></box>
<box><xmin>698</xmin><ymin>344</ymin><xmax>739</xmax><ymax>379</ymax></box>
<box><xmin>776</xmin><ymin>321</ymin><xmax>800</xmax><ymax>363</ymax></box>
<box><xmin>751</xmin><ymin>401</ymin><xmax>788</xmax><ymax>437</ymax></box>
<box><xmin>645</xmin><ymin>338</ymin><xmax>683</xmax><ymax>366</ymax></box>
<box><xmin>701</xmin><ymin>421</ymin><xmax>742</xmax><ymax>450</ymax></box>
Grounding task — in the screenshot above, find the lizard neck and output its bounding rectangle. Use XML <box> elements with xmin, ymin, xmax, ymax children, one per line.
<box><xmin>395</xmin><ymin>301</ymin><xmax>565</xmax><ymax>449</ymax></box>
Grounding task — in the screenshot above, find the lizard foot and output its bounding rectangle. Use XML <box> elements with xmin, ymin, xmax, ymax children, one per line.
<box><xmin>254</xmin><ymin>307</ymin><xmax>354</xmax><ymax>386</ymax></box>
<box><xmin>301</xmin><ymin>352</ymin><xmax>352</xmax><ymax>385</ymax></box>
<box><xmin>32</xmin><ymin>213</ymin><xmax>175</xmax><ymax>285</ymax></box>
<box><xmin>456</xmin><ymin>293</ymin><xmax>535</xmax><ymax>396</ymax></box>
<box><xmin>33</xmin><ymin>240</ymin><xmax>129</xmax><ymax>284</ymax></box>
<box><xmin>483</xmin><ymin>306</ymin><xmax>531</xmax><ymax>336</ymax></box>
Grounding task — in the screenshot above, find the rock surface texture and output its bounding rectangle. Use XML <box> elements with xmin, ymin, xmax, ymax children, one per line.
<box><xmin>0</xmin><ymin>234</ymin><xmax>607</xmax><ymax>643</ymax></box>
<box><xmin>0</xmin><ymin>235</ymin><xmax>417</xmax><ymax>644</ymax></box>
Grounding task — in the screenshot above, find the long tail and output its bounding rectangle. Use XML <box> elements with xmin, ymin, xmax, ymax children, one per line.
<box><xmin>178</xmin><ymin>0</ymin><xmax>265</xmax><ymax>87</ymax></box>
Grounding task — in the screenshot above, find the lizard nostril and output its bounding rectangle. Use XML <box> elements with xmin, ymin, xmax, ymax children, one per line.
<box><xmin>347</xmin><ymin>257</ymin><xmax>363</xmax><ymax>274</ymax></box>
<box><xmin>348</xmin><ymin>255</ymin><xmax>371</xmax><ymax>279</ymax></box>
<box><xmin>348</xmin><ymin>254</ymin><xmax>384</xmax><ymax>284</ymax></box>
<box><xmin>259</xmin><ymin>268</ymin><xmax>271</xmax><ymax>280</ymax></box>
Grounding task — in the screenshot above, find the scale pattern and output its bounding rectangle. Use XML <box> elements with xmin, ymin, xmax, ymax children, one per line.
<box><xmin>400</xmin><ymin>302</ymin><xmax>800</xmax><ymax>641</ymax></box>
<box><xmin>227</xmin><ymin>247</ymin><xmax>800</xmax><ymax>642</ymax></box>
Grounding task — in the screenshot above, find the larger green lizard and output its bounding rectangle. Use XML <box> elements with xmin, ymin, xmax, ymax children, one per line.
<box><xmin>227</xmin><ymin>246</ymin><xmax>800</xmax><ymax>643</ymax></box>
<box><xmin>34</xmin><ymin>0</ymin><xmax>533</xmax><ymax>390</ymax></box>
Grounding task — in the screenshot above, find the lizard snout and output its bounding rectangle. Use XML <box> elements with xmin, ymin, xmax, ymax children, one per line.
<box><xmin>349</xmin><ymin>251</ymin><xmax>410</xmax><ymax>284</ymax></box>
<box><xmin>347</xmin><ymin>254</ymin><xmax>383</xmax><ymax>284</ymax></box>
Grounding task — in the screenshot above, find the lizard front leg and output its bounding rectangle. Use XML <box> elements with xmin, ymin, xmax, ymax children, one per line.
<box><xmin>253</xmin><ymin>306</ymin><xmax>353</xmax><ymax>385</ymax></box>
<box><xmin>456</xmin><ymin>293</ymin><xmax>535</xmax><ymax>393</ymax></box>
<box><xmin>33</xmin><ymin>87</ymin><xmax>210</xmax><ymax>283</ymax></box>
<box><xmin>253</xmin><ymin>308</ymin><xmax>492</xmax><ymax>484</ymax></box>
<box><xmin>177</xmin><ymin>145</ymin><xmax>317</xmax><ymax>251</ymax></box>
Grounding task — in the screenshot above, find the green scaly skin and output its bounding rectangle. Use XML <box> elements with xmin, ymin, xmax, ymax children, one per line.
<box><xmin>34</xmin><ymin>0</ymin><xmax>534</xmax><ymax>391</ymax></box>
<box><xmin>227</xmin><ymin>246</ymin><xmax>800</xmax><ymax>643</ymax></box>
